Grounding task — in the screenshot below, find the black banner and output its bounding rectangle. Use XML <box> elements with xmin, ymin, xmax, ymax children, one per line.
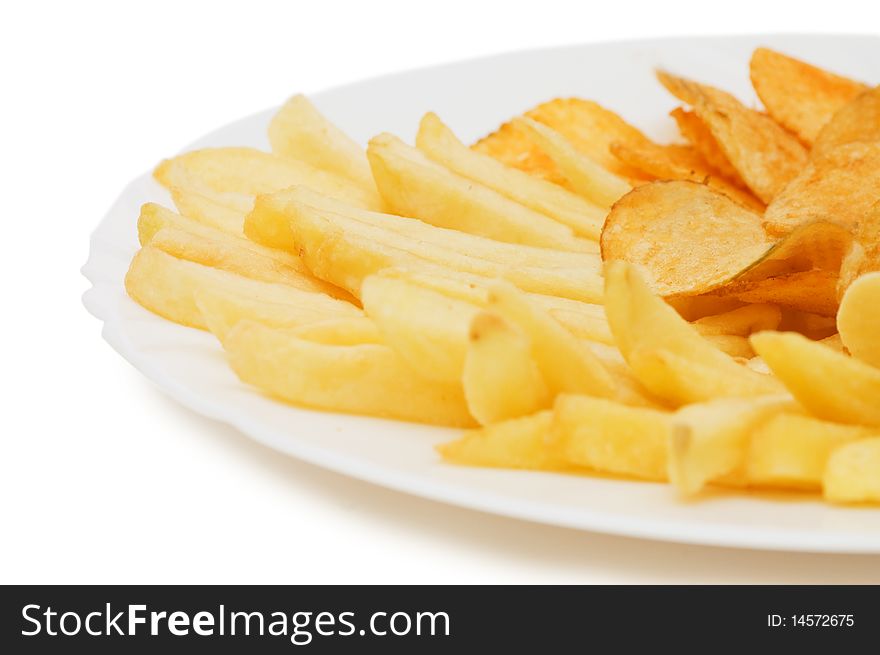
<box><xmin>2</xmin><ymin>586</ymin><xmax>877</xmax><ymax>652</ymax></box>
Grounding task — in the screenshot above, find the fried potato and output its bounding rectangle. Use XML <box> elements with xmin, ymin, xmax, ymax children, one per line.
<box><xmin>125</xmin><ymin>246</ymin><xmax>357</xmax><ymax>330</ymax></box>
<box><xmin>610</xmin><ymin>140</ymin><xmax>763</xmax><ymax>210</ymax></box>
<box><xmin>486</xmin><ymin>282</ymin><xmax>617</xmax><ymax>399</ymax></box>
<box><xmin>601</xmin><ymin>181</ymin><xmax>771</xmax><ymax>296</ymax></box>
<box><xmin>750</xmin><ymin>48</ymin><xmax>869</xmax><ymax>145</ymax></box>
<box><xmin>837</xmin><ymin>271</ymin><xmax>880</xmax><ymax>368</ymax></box>
<box><xmin>823</xmin><ymin>438</ymin><xmax>880</xmax><ymax>503</ymax></box>
<box><xmin>702</xmin><ymin>335</ymin><xmax>754</xmax><ymax>359</ymax></box>
<box><xmin>669</xmin><ymin>395</ymin><xmax>793</xmax><ymax>495</ymax></box>
<box><xmin>284</xmin><ymin>317</ymin><xmax>382</xmax><ymax>345</ymax></box>
<box><xmin>692</xmin><ymin>304</ymin><xmax>782</xmax><ymax>337</ymax></box>
<box><xmin>666</xmin><ymin>295</ymin><xmax>746</xmax><ymax>321</ymax></box>
<box><xmin>838</xmin><ymin>201</ymin><xmax>880</xmax><ymax>294</ymax></box>
<box><xmin>813</xmin><ymin>85</ymin><xmax>880</xmax><ymax>154</ymax></box>
<box><xmin>669</xmin><ymin>107</ymin><xmax>743</xmax><ymax>184</ymax></box>
<box><xmin>751</xmin><ymin>331</ymin><xmax>880</xmax><ymax>427</ymax></box>
<box><xmin>551</xmin><ymin>394</ymin><xmax>670</xmax><ymax>480</ymax></box>
<box><xmin>604</xmin><ymin>261</ymin><xmax>784</xmax><ymax>405</ymax></box>
<box><xmin>463</xmin><ymin>313</ymin><xmax>550</xmax><ymax>425</ymax></box>
<box><xmin>250</xmin><ymin>190</ymin><xmax>604</xmax><ymax>302</ymax></box>
<box><xmin>268</xmin><ymin>94</ymin><xmax>375</xmax><ymax>191</ymax></box>
<box><xmin>154</xmin><ymin>147</ymin><xmax>382</xmax><ymax>210</ymax></box>
<box><xmin>474</xmin><ymin>98</ymin><xmax>655</xmax><ymax>183</ymax></box>
<box><xmin>763</xmin><ymin>141</ymin><xmax>880</xmax><ymax>237</ymax></box>
<box><xmin>360</xmin><ymin>274</ymin><xmax>478</xmax><ymax>382</ymax></box>
<box><xmin>715</xmin><ymin>270</ymin><xmax>840</xmax><ymax>317</ymax></box>
<box><xmin>194</xmin><ymin>286</ymin><xmax>364</xmax><ymax>341</ymax></box>
<box><xmin>217</xmin><ymin>320</ymin><xmax>474</xmax><ymax>427</ymax></box>
<box><xmin>368</xmin><ymin>133</ymin><xmax>593</xmax><ymax>252</ymax></box>
<box><xmin>416</xmin><ymin>113</ymin><xmax>606</xmax><ymax>239</ymax></box>
<box><xmin>513</xmin><ymin>117</ymin><xmax>631</xmax><ymax>209</ymax></box>
<box><xmin>436</xmin><ymin>410</ymin><xmax>566</xmax><ymax>470</ymax></box>
<box><xmin>170</xmin><ymin>185</ymin><xmax>250</xmax><ymax>236</ymax></box>
<box><xmin>746</xmin><ymin>414</ymin><xmax>876</xmax><ymax>491</ymax></box>
<box><xmin>657</xmin><ymin>71</ymin><xmax>808</xmax><ymax>203</ymax></box>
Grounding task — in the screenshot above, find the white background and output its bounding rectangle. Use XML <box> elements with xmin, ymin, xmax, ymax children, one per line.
<box><xmin>3</xmin><ymin>0</ymin><xmax>879</xmax><ymax>583</ymax></box>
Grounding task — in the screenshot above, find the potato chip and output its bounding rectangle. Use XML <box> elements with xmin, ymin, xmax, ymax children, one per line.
<box><xmin>657</xmin><ymin>71</ymin><xmax>808</xmax><ymax>203</ymax></box>
<box><xmin>751</xmin><ymin>331</ymin><xmax>880</xmax><ymax>428</ymax></box>
<box><xmin>669</xmin><ymin>107</ymin><xmax>744</xmax><ymax>184</ymax></box>
<box><xmin>600</xmin><ymin>180</ymin><xmax>771</xmax><ymax>296</ymax></box>
<box><xmin>763</xmin><ymin>141</ymin><xmax>880</xmax><ymax>237</ymax></box>
<box><xmin>714</xmin><ymin>270</ymin><xmax>839</xmax><ymax>317</ymax></box>
<box><xmin>692</xmin><ymin>304</ymin><xmax>782</xmax><ymax>337</ymax></box>
<box><xmin>750</xmin><ymin>47</ymin><xmax>869</xmax><ymax>145</ymax></box>
<box><xmin>473</xmin><ymin>98</ymin><xmax>655</xmax><ymax>183</ymax></box>
<box><xmin>837</xmin><ymin>271</ymin><xmax>880</xmax><ymax>369</ymax></box>
<box><xmin>813</xmin><ymin>85</ymin><xmax>880</xmax><ymax>154</ymax></box>
<box><xmin>609</xmin><ymin>140</ymin><xmax>763</xmax><ymax>210</ymax></box>
<box><xmin>838</xmin><ymin>201</ymin><xmax>880</xmax><ymax>294</ymax></box>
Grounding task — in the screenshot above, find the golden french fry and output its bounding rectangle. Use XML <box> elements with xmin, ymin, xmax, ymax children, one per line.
<box><xmin>169</xmin><ymin>185</ymin><xmax>250</xmax><ymax>236</ymax></box>
<box><xmin>513</xmin><ymin>116</ymin><xmax>631</xmax><ymax>209</ymax></box>
<box><xmin>218</xmin><ymin>320</ymin><xmax>474</xmax><ymax>427</ymax></box>
<box><xmin>746</xmin><ymin>414</ymin><xmax>876</xmax><ymax>490</ymax></box>
<box><xmin>603</xmin><ymin>261</ymin><xmax>784</xmax><ymax>405</ymax></box>
<box><xmin>416</xmin><ymin>113</ymin><xmax>606</xmax><ymax>239</ymax></box>
<box><xmin>360</xmin><ymin>274</ymin><xmax>479</xmax><ymax>382</ymax></box>
<box><xmin>486</xmin><ymin>281</ymin><xmax>616</xmax><ymax>400</ymax></box>
<box><xmin>436</xmin><ymin>410</ymin><xmax>566</xmax><ymax>470</ymax></box>
<box><xmin>751</xmin><ymin>331</ymin><xmax>880</xmax><ymax>427</ymax></box>
<box><xmin>551</xmin><ymin>394</ymin><xmax>670</xmax><ymax>480</ymax></box>
<box><xmin>823</xmin><ymin>438</ymin><xmax>880</xmax><ymax>504</ymax></box>
<box><xmin>126</xmin><ymin>246</ymin><xmax>357</xmax><ymax>330</ymax></box>
<box><xmin>268</xmin><ymin>94</ymin><xmax>375</xmax><ymax>191</ymax></box>
<box><xmin>368</xmin><ymin>133</ymin><xmax>593</xmax><ymax>252</ymax></box>
<box><xmin>837</xmin><ymin>271</ymin><xmax>880</xmax><ymax>368</ymax></box>
<box><xmin>750</xmin><ymin>48</ymin><xmax>868</xmax><ymax>145</ymax></box>
<box><xmin>462</xmin><ymin>313</ymin><xmax>550</xmax><ymax>425</ymax></box>
<box><xmin>669</xmin><ymin>395</ymin><xmax>794</xmax><ymax>495</ymax></box>
<box><xmin>286</xmin><ymin>317</ymin><xmax>382</xmax><ymax>345</ymax></box>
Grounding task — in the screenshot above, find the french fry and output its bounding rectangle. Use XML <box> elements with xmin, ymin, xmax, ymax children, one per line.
<box><xmin>486</xmin><ymin>281</ymin><xmax>616</xmax><ymax>400</ymax></box>
<box><xmin>668</xmin><ymin>395</ymin><xmax>794</xmax><ymax>495</ymax></box>
<box><xmin>603</xmin><ymin>261</ymin><xmax>784</xmax><ymax>405</ymax></box>
<box><xmin>368</xmin><ymin>133</ymin><xmax>594</xmax><ymax>252</ymax></box>
<box><xmin>169</xmin><ymin>185</ymin><xmax>250</xmax><ymax>236</ymax></box>
<box><xmin>751</xmin><ymin>331</ymin><xmax>880</xmax><ymax>428</ymax></box>
<box><xmin>514</xmin><ymin>117</ymin><xmax>631</xmax><ymax>209</ymax></box>
<box><xmin>126</xmin><ymin>246</ymin><xmax>357</xmax><ymax>330</ymax></box>
<box><xmin>462</xmin><ymin>313</ymin><xmax>550</xmax><ymax>425</ymax></box>
<box><xmin>551</xmin><ymin>394</ymin><xmax>670</xmax><ymax>480</ymax></box>
<box><xmin>837</xmin><ymin>271</ymin><xmax>880</xmax><ymax>368</ymax></box>
<box><xmin>416</xmin><ymin>113</ymin><xmax>606</xmax><ymax>240</ymax></box>
<box><xmin>268</xmin><ymin>94</ymin><xmax>375</xmax><ymax>191</ymax></box>
<box><xmin>823</xmin><ymin>438</ymin><xmax>880</xmax><ymax>504</ymax></box>
<box><xmin>436</xmin><ymin>410</ymin><xmax>567</xmax><ymax>470</ymax></box>
<box><xmin>745</xmin><ymin>414</ymin><xmax>876</xmax><ymax>490</ymax></box>
<box><xmin>218</xmin><ymin>320</ymin><xmax>474</xmax><ymax>427</ymax></box>
<box><xmin>360</xmin><ymin>274</ymin><xmax>479</xmax><ymax>382</ymax></box>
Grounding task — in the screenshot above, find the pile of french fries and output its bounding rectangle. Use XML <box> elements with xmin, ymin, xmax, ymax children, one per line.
<box><xmin>125</xmin><ymin>49</ymin><xmax>880</xmax><ymax>505</ymax></box>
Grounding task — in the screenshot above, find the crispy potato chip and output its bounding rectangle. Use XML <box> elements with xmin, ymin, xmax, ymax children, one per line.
<box><xmin>658</xmin><ymin>71</ymin><xmax>808</xmax><ymax>203</ymax></box>
<box><xmin>714</xmin><ymin>270</ymin><xmax>839</xmax><ymax>317</ymax></box>
<box><xmin>837</xmin><ymin>271</ymin><xmax>880</xmax><ymax>368</ymax></box>
<box><xmin>838</xmin><ymin>201</ymin><xmax>880</xmax><ymax>294</ymax></box>
<box><xmin>473</xmin><ymin>98</ymin><xmax>655</xmax><ymax>183</ymax></box>
<box><xmin>462</xmin><ymin>313</ymin><xmax>551</xmax><ymax>425</ymax></box>
<box><xmin>416</xmin><ymin>113</ymin><xmax>606</xmax><ymax>239</ymax></box>
<box><xmin>219</xmin><ymin>320</ymin><xmax>474</xmax><ymax>427</ymax></box>
<box><xmin>763</xmin><ymin>141</ymin><xmax>880</xmax><ymax>237</ymax></box>
<box><xmin>692</xmin><ymin>304</ymin><xmax>782</xmax><ymax>337</ymax></box>
<box><xmin>609</xmin><ymin>141</ymin><xmax>763</xmax><ymax>210</ymax></box>
<box><xmin>551</xmin><ymin>394</ymin><xmax>670</xmax><ymax>481</ymax></box>
<box><xmin>746</xmin><ymin>414</ymin><xmax>875</xmax><ymax>491</ymax></box>
<box><xmin>669</xmin><ymin>107</ymin><xmax>743</xmax><ymax>184</ymax></box>
<box><xmin>813</xmin><ymin>85</ymin><xmax>880</xmax><ymax>154</ymax></box>
<box><xmin>752</xmin><ymin>331</ymin><xmax>880</xmax><ymax>427</ymax></box>
<box><xmin>601</xmin><ymin>181</ymin><xmax>771</xmax><ymax>296</ymax></box>
<box><xmin>750</xmin><ymin>48</ymin><xmax>869</xmax><ymax>145</ymax></box>
<box><xmin>513</xmin><ymin>117</ymin><xmax>632</xmax><ymax>209</ymax></box>
<box><xmin>823</xmin><ymin>438</ymin><xmax>880</xmax><ymax>503</ymax></box>
<box><xmin>669</xmin><ymin>395</ymin><xmax>794</xmax><ymax>495</ymax></box>
<box><xmin>436</xmin><ymin>410</ymin><xmax>567</xmax><ymax>470</ymax></box>
<box><xmin>268</xmin><ymin>94</ymin><xmax>375</xmax><ymax>191</ymax></box>
<box><xmin>604</xmin><ymin>261</ymin><xmax>784</xmax><ymax>405</ymax></box>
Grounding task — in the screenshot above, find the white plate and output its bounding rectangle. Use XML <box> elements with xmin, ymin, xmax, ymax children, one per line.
<box><xmin>83</xmin><ymin>34</ymin><xmax>880</xmax><ymax>553</ymax></box>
